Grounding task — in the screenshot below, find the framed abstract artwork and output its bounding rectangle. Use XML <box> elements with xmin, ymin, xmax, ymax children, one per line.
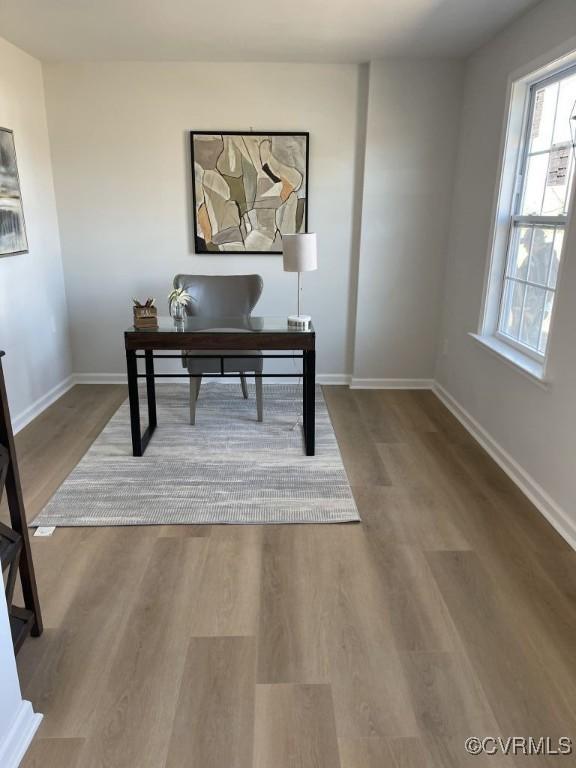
<box><xmin>191</xmin><ymin>131</ymin><xmax>308</xmax><ymax>254</ymax></box>
<box><xmin>0</xmin><ymin>128</ymin><xmax>28</xmax><ymax>257</ymax></box>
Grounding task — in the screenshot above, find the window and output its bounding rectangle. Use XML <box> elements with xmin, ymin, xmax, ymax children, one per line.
<box><xmin>496</xmin><ymin>66</ymin><xmax>576</xmax><ymax>361</ymax></box>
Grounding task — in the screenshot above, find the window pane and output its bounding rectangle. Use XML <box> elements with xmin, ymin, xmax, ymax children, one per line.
<box><xmin>520</xmin><ymin>284</ymin><xmax>546</xmax><ymax>349</ymax></box>
<box><xmin>542</xmin><ymin>143</ymin><xmax>572</xmax><ymax>215</ymax></box>
<box><xmin>496</xmin><ymin>69</ymin><xmax>575</xmax><ymax>359</ymax></box>
<box><xmin>529</xmin><ymin>83</ymin><xmax>558</xmax><ymax>153</ymax></box>
<box><xmin>523</xmin><ymin>73</ymin><xmax>576</xmax><ymax>216</ymax></box>
<box><xmin>551</xmin><ymin>73</ymin><xmax>576</xmax><ymax>146</ymax></box>
<box><xmin>527</xmin><ymin>226</ymin><xmax>554</xmax><ymax>285</ymax></box>
<box><xmin>507</xmin><ymin>225</ymin><xmax>531</xmax><ymax>279</ymax></box>
<box><xmin>548</xmin><ymin>228</ymin><xmax>564</xmax><ymax>287</ymax></box>
<box><xmin>538</xmin><ymin>291</ymin><xmax>555</xmax><ymax>353</ymax></box>
<box><xmin>563</xmin><ymin>151</ymin><xmax>575</xmax><ymax>215</ymax></box>
<box><xmin>521</xmin><ymin>153</ymin><xmax>549</xmax><ymax>214</ymax></box>
<box><xmin>500</xmin><ymin>279</ymin><xmax>525</xmax><ymax>340</ymax></box>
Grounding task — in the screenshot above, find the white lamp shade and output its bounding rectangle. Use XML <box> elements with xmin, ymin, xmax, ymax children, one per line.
<box><xmin>282</xmin><ymin>233</ymin><xmax>318</xmax><ymax>272</ymax></box>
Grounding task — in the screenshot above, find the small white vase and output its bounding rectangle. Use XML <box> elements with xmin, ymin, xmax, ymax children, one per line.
<box><xmin>171</xmin><ymin>302</ymin><xmax>185</xmax><ymax>322</ymax></box>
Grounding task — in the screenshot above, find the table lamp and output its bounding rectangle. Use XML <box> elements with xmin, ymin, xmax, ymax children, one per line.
<box><xmin>282</xmin><ymin>233</ymin><xmax>317</xmax><ymax>329</ymax></box>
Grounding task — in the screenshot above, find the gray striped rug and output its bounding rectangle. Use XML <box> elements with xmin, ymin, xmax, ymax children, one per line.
<box><xmin>31</xmin><ymin>383</ymin><xmax>360</xmax><ymax>527</ymax></box>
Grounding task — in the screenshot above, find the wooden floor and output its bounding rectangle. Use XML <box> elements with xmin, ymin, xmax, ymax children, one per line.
<box><xmin>4</xmin><ymin>384</ymin><xmax>576</xmax><ymax>767</ymax></box>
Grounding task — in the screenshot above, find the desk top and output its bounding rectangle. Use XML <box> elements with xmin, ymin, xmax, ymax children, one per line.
<box><xmin>125</xmin><ymin>316</ymin><xmax>315</xmax><ymax>351</ymax></box>
<box><xmin>125</xmin><ymin>316</ymin><xmax>314</xmax><ymax>335</ymax></box>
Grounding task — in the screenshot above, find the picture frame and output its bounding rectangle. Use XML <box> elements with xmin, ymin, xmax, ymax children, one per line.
<box><xmin>190</xmin><ymin>131</ymin><xmax>309</xmax><ymax>255</ymax></box>
<box><xmin>0</xmin><ymin>127</ymin><xmax>28</xmax><ymax>257</ymax></box>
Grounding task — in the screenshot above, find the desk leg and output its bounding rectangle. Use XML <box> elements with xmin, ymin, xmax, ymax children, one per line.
<box><xmin>303</xmin><ymin>349</ymin><xmax>316</xmax><ymax>456</ymax></box>
<box><xmin>126</xmin><ymin>349</ymin><xmax>142</xmax><ymax>456</ymax></box>
<box><xmin>145</xmin><ymin>350</ymin><xmax>157</xmax><ymax>430</ymax></box>
<box><xmin>303</xmin><ymin>353</ymin><xmax>307</xmax><ymax>445</ymax></box>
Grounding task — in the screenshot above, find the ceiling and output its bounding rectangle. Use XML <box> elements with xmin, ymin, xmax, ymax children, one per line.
<box><xmin>0</xmin><ymin>0</ymin><xmax>540</xmax><ymax>62</ymax></box>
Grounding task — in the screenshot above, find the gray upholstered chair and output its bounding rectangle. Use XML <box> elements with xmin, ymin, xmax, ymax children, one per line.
<box><xmin>173</xmin><ymin>274</ymin><xmax>264</xmax><ymax>425</ymax></box>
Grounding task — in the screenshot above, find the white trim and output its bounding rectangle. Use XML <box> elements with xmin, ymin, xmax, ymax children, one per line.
<box><xmin>480</xmin><ymin>47</ymin><xmax>576</xmax><ymax>366</ymax></box>
<box><xmin>509</xmin><ymin>36</ymin><xmax>576</xmax><ymax>86</ymax></box>
<box><xmin>494</xmin><ymin>328</ymin><xmax>545</xmax><ymax>366</ymax></box>
<box><xmin>0</xmin><ymin>701</ymin><xmax>42</xmax><ymax>768</ymax></box>
<box><xmin>74</xmin><ymin>373</ymin><xmax>433</xmax><ymax>389</ymax></box>
<box><xmin>469</xmin><ymin>333</ymin><xmax>549</xmax><ymax>388</ymax></box>
<box><xmin>73</xmin><ymin>372</ymin><xmax>126</xmax><ymax>385</ymax></box>
<box><xmin>9</xmin><ymin>370</ymin><xmax>576</xmax><ymax>552</ymax></box>
<box><xmin>479</xmin><ymin>74</ymin><xmax>528</xmax><ymax>336</ymax></box>
<box><xmin>317</xmin><ymin>374</ymin><xmax>352</xmax><ymax>386</ymax></box>
<box><xmin>12</xmin><ymin>376</ymin><xmax>74</xmax><ymax>434</ymax></box>
<box><xmin>350</xmin><ymin>378</ymin><xmax>433</xmax><ymax>390</ymax></box>
<box><xmin>72</xmin><ymin>373</ymin><xmax>353</xmax><ymax>386</ymax></box>
<box><xmin>433</xmin><ymin>381</ymin><xmax>576</xmax><ymax>552</ymax></box>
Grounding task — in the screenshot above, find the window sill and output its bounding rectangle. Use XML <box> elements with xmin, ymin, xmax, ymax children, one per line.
<box><xmin>469</xmin><ymin>333</ymin><xmax>551</xmax><ymax>389</ymax></box>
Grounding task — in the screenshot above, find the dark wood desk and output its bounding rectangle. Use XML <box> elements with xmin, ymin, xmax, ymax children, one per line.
<box><xmin>124</xmin><ymin>316</ymin><xmax>316</xmax><ymax>456</ymax></box>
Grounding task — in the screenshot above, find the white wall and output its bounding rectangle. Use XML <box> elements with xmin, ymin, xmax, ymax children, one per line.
<box><xmin>0</xmin><ymin>590</ymin><xmax>42</xmax><ymax>767</ymax></box>
<box><xmin>43</xmin><ymin>62</ymin><xmax>364</xmax><ymax>379</ymax></box>
<box><xmin>353</xmin><ymin>59</ymin><xmax>463</xmax><ymax>384</ymax></box>
<box><xmin>0</xmin><ymin>37</ymin><xmax>71</xmax><ymax>428</ymax></box>
<box><xmin>436</xmin><ymin>0</ymin><xmax>576</xmax><ymax>542</ymax></box>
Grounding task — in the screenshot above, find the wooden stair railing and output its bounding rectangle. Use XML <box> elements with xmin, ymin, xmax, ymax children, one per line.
<box><xmin>0</xmin><ymin>351</ymin><xmax>42</xmax><ymax>652</ymax></box>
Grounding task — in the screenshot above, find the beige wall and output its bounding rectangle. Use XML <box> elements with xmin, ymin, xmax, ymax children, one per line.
<box><xmin>0</xmin><ymin>37</ymin><xmax>71</xmax><ymax>427</ymax></box>
<box><xmin>43</xmin><ymin>61</ymin><xmax>364</xmax><ymax>379</ymax></box>
<box><xmin>353</xmin><ymin>59</ymin><xmax>463</xmax><ymax>383</ymax></box>
<box><xmin>4</xmin><ymin>5</ymin><xmax>576</xmax><ymax>547</ymax></box>
<box><xmin>436</xmin><ymin>0</ymin><xmax>576</xmax><ymax>540</ymax></box>
<box><xmin>43</xmin><ymin>59</ymin><xmax>465</xmax><ymax>384</ymax></box>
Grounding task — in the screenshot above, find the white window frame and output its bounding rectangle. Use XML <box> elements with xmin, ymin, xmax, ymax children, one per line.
<box><xmin>476</xmin><ymin>50</ymin><xmax>576</xmax><ymax>383</ymax></box>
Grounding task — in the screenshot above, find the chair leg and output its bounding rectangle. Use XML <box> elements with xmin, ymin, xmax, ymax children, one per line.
<box><xmin>255</xmin><ymin>376</ymin><xmax>263</xmax><ymax>422</ymax></box>
<box><xmin>189</xmin><ymin>375</ymin><xmax>201</xmax><ymax>425</ymax></box>
<box><xmin>240</xmin><ymin>374</ymin><xmax>249</xmax><ymax>399</ymax></box>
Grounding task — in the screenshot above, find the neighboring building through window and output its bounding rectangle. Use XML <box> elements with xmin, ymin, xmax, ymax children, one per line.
<box><xmin>496</xmin><ymin>66</ymin><xmax>576</xmax><ymax>361</ymax></box>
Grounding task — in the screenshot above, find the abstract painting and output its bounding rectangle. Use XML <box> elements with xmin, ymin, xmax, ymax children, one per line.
<box><xmin>191</xmin><ymin>131</ymin><xmax>308</xmax><ymax>254</ymax></box>
<box><xmin>0</xmin><ymin>128</ymin><xmax>28</xmax><ymax>256</ymax></box>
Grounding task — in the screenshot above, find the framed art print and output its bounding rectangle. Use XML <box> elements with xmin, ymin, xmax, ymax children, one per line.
<box><xmin>0</xmin><ymin>128</ymin><xmax>28</xmax><ymax>256</ymax></box>
<box><xmin>191</xmin><ymin>131</ymin><xmax>308</xmax><ymax>254</ymax></box>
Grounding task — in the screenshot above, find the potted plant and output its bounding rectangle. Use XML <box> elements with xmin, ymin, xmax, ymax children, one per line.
<box><xmin>168</xmin><ymin>287</ymin><xmax>191</xmax><ymax>322</ymax></box>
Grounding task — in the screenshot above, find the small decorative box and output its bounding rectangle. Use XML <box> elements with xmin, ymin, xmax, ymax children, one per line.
<box><xmin>133</xmin><ymin>298</ymin><xmax>158</xmax><ymax>329</ymax></box>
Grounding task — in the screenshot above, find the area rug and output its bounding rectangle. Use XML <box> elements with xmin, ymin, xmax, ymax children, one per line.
<box><xmin>31</xmin><ymin>383</ymin><xmax>360</xmax><ymax>527</ymax></box>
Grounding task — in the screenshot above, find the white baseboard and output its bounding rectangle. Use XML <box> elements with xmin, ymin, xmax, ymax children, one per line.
<box><xmin>10</xmin><ymin>368</ymin><xmax>575</xmax><ymax>551</ymax></box>
<box><xmin>73</xmin><ymin>372</ymin><xmax>126</xmax><ymax>385</ymax></box>
<box><xmin>72</xmin><ymin>373</ymin><xmax>353</xmax><ymax>386</ymax></box>
<box><xmin>317</xmin><ymin>374</ymin><xmax>351</xmax><ymax>385</ymax></box>
<box><xmin>13</xmin><ymin>376</ymin><xmax>74</xmax><ymax>434</ymax></box>
<box><xmin>73</xmin><ymin>373</ymin><xmax>432</xmax><ymax>389</ymax></box>
<box><xmin>0</xmin><ymin>701</ymin><xmax>42</xmax><ymax>768</ymax></box>
<box><xmin>433</xmin><ymin>382</ymin><xmax>576</xmax><ymax>552</ymax></box>
<box><xmin>350</xmin><ymin>377</ymin><xmax>434</xmax><ymax>389</ymax></box>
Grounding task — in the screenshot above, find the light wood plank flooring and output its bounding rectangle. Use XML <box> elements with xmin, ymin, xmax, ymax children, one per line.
<box><xmin>2</xmin><ymin>384</ymin><xmax>574</xmax><ymax>767</ymax></box>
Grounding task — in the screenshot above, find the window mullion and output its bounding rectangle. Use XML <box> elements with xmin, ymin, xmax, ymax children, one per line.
<box><xmin>545</xmin><ymin>227</ymin><xmax>558</xmax><ymax>288</ymax></box>
<box><xmin>505</xmin><ymin>276</ymin><xmax>557</xmax><ymax>292</ymax></box>
<box><xmin>549</xmin><ymin>81</ymin><xmax>562</xmax><ymax>150</ymax></box>
<box><xmin>525</xmin><ymin>148</ymin><xmax>558</xmax><ymax>159</ymax></box>
<box><xmin>562</xmin><ymin>145</ymin><xmax>575</xmax><ymax>213</ymax></box>
<box><xmin>489</xmin><ymin>63</ymin><xmax>576</xmax><ymax>362</ymax></box>
<box><xmin>536</xmin><ymin>293</ymin><xmax>549</xmax><ymax>353</ymax></box>
<box><xmin>512</xmin><ymin>215</ymin><xmax>567</xmax><ymax>225</ymax></box>
<box><xmin>518</xmin><ymin>277</ymin><xmax>529</xmax><ymax>343</ymax></box>
<box><xmin>533</xmin><ymin>291</ymin><xmax>547</xmax><ymax>351</ymax></box>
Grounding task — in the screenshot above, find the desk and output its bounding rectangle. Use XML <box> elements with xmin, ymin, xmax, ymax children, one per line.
<box><xmin>124</xmin><ymin>316</ymin><xmax>316</xmax><ymax>456</ymax></box>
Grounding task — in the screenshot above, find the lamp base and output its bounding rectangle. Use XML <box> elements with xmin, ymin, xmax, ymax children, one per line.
<box><xmin>287</xmin><ymin>314</ymin><xmax>312</xmax><ymax>330</ymax></box>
